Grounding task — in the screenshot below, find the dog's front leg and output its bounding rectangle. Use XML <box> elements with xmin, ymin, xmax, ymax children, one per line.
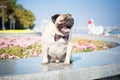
<box><xmin>41</xmin><ymin>45</ymin><xmax>49</xmax><ymax>64</ymax></box>
<box><xmin>64</xmin><ymin>43</ymin><xmax>72</xmax><ymax>65</ymax></box>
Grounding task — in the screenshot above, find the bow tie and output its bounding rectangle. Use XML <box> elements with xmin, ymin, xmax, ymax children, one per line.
<box><xmin>54</xmin><ymin>34</ymin><xmax>69</xmax><ymax>41</ymax></box>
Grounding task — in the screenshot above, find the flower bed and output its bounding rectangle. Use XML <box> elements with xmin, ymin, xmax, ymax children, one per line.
<box><xmin>0</xmin><ymin>36</ymin><xmax>42</xmax><ymax>59</ymax></box>
<box><xmin>72</xmin><ymin>38</ymin><xmax>108</xmax><ymax>53</ymax></box>
<box><xmin>0</xmin><ymin>36</ymin><xmax>108</xmax><ymax>60</ymax></box>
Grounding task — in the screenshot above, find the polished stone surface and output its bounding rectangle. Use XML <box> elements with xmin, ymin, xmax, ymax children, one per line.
<box><xmin>0</xmin><ymin>34</ymin><xmax>120</xmax><ymax>80</ymax></box>
<box><xmin>1</xmin><ymin>51</ymin><xmax>120</xmax><ymax>76</ymax></box>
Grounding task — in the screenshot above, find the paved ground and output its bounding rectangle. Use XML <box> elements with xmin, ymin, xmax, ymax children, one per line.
<box><xmin>96</xmin><ymin>75</ymin><xmax>120</xmax><ymax>80</ymax></box>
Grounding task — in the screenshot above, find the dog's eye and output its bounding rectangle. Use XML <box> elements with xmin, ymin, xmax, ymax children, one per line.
<box><xmin>67</xmin><ymin>26</ymin><xmax>71</xmax><ymax>29</ymax></box>
<box><xmin>60</xmin><ymin>20</ymin><xmax>64</xmax><ymax>22</ymax></box>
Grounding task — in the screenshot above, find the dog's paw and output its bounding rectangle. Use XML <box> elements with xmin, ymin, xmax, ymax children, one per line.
<box><xmin>41</xmin><ymin>61</ymin><xmax>49</xmax><ymax>64</ymax></box>
<box><xmin>64</xmin><ymin>60</ymin><xmax>70</xmax><ymax>65</ymax></box>
<box><xmin>41</xmin><ymin>58</ymin><xmax>49</xmax><ymax>64</ymax></box>
<box><xmin>55</xmin><ymin>60</ymin><xmax>60</xmax><ymax>63</ymax></box>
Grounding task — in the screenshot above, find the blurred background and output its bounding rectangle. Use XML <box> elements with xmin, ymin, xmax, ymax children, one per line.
<box><xmin>0</xmin><ymin>0</ymin><xmax>120</xmax><ymax>36</ymax></box>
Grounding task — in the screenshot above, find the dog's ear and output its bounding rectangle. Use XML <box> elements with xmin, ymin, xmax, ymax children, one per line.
<box><xmin>68</xmin><ymin>14</ymin><xmax>72</xmax><ymax>16</ymax></box>
<box><xmin>51</xmin><ymin>14</ymin><xmax>60</xmax><ymax>23</ymax></box>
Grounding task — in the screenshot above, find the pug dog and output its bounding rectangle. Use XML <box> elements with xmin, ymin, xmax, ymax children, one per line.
<box><xmin>41</xmin><ymin>14</ymin><xmax>74</xmax><ymax>65</ymax></box>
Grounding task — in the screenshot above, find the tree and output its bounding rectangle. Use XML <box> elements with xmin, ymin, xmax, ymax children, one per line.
<box><xmin>14</xmin><ymin>8</ymin><xmax>35</xmax><ymax>29</ymax></box>
<box><xmin>0</xmin><ymin>0</ymin><xmax>35</xmax><ymax>30</ymax></box>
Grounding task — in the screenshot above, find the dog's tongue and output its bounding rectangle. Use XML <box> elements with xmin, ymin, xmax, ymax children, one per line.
<box><xmin>62</xmin><ymin>28</ymin><xmax>71</xmax><ymax>32</ymax></box>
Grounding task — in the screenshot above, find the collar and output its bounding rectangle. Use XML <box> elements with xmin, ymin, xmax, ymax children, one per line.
<box><xmin>54</xmin><ymin>34</ymin><xmax>69</xmax><ymax>42</ymax></box>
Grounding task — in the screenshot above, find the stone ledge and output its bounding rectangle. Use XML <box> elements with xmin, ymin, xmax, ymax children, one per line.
<box><xmin>0</xmin><ymin>34</ymin><xmax>120</xmax><ymax>80</ymax></box>
<box><xmin>0</xmin><ymin>63</ymin><xmax>120</xmax><ymax>80</ymax></box>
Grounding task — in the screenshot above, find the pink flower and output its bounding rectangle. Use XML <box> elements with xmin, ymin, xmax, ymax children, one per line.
<box><xmin>86</xmin><ymin>44</ymin><xmax>96</xmax><ymax>51</ymax></box>
<box><xmin>0</xmin><ymin>36</ymin><xmax>41</xmax><ymax>49</ymax></box>
<box><xmin>78</xmin><ymin>45</ymin><xmax>86</xmax><ymax>50</ymax></box>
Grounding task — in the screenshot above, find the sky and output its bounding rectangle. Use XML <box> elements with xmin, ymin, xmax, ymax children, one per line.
<box><xmin>17</xmin><ymin>0</ymin><xmax>120</xmax><ymax>29</ymax></box>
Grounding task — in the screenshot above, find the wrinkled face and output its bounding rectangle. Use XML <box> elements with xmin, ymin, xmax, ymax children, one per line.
<box><xmin>52</xmin><ymin>14</ymin><xmax>74</xmax><ymax>35</ymax></box>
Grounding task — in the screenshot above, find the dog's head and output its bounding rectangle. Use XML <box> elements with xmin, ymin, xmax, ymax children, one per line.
<box><xmin>51</xmin><ymin>14</ymin><xmax>74</xmax><ymax>35</ymax></box>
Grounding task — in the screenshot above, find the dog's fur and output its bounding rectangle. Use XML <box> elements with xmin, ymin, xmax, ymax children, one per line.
<box><xmin>41</xmin><ymin>14</ymin><xmax>74</xmax><ymax>65</ymax></box>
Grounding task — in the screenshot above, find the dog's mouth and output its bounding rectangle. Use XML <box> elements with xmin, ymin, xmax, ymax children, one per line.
<box><xmin>58</xmin><ymin>25</ymin><xmax>72</xmax><ymax>35</ymax></box>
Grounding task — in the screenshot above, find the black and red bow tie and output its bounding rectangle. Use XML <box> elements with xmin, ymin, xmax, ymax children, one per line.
<box><xmin>54</xmin><ymin>34</ymin><xmax>69</xmax><ymax>41</ymax></box>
